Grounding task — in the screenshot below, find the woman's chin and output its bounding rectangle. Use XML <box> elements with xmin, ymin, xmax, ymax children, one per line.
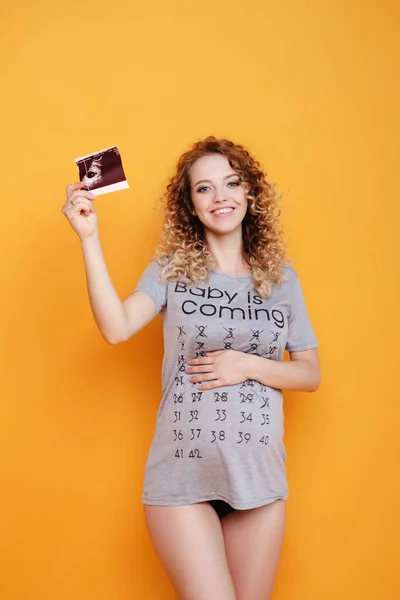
<box><xmin>204</xmin><ymin>222</ymin><xmax>243</xmax><ymax>237</ymax></box>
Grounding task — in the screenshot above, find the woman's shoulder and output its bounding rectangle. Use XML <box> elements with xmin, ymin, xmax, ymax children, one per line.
<box><xmin>142</xmin><ymin>257</ymin><xmax>168</xmax><ymax>275</ymax></box>
<box><xmin>277</xmin><ymin>260</ymin><xmax>299</xmax><ymax>286</ymax></box>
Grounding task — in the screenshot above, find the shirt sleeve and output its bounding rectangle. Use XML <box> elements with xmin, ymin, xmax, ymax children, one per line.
<box><xmin>285</xmin><ymin>267</ymin><xmax>319</xmax><ymax>352</ymax></box>
<box><xmin>133</xmin><ymin>260</ymin><xmax>167</xmax><ymax>316</ymax></box>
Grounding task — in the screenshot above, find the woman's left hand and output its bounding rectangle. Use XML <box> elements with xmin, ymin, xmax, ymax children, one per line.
<box><xmin>186</xmin><ymin>350</ymin><xmax>253</xmax><ymax>390</ymax></box>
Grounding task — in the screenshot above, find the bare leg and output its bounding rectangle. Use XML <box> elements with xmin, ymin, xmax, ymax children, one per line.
<box><xmin>145</xmin><ymin>503</ymin><xmax>237</xmax><ymax>600</ymax></box>
<box><xmin>221</xmin><ymin>499</ymin><xmax>286</xmax><ymax>600</ymax></box>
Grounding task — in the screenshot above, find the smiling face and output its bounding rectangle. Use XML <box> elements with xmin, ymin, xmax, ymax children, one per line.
<box><xmin>189</xmin><ymin>153</ymin><xmax>248</xmax><ymax>237</ymax></box>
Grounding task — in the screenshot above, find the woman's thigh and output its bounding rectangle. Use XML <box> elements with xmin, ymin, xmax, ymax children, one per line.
<box><xmin>144</xmin><ymin>503</ymin><xmax>237</xmax><ymax>600</ymax></box>
<box><xmin>221</xmin><ymin>499</ymin><xmax>286</xmax><ymax>600</ymax></box>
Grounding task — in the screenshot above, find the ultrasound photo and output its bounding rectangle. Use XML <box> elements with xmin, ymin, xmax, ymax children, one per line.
<box><xmin>74</xmin><ymin>146</ymin><xmax>129</xmax><ymax>196</ymax></box>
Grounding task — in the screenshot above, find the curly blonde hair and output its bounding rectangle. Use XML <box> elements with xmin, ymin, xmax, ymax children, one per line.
<box><xmin>156</xmin><ymin>136</ymin><xmax>288</xmax><ymax>298</ymax></box>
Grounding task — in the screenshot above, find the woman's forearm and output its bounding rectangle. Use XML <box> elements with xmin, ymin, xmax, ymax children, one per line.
<box><xmin>246</xmin><ymin>354</ymin><xmax>320</xmax><ymax>392</ymax></box>
<box><xmin>80</xmin><ymin>233</ymin><xmax>128</xmax><ymax>344</ymax></box>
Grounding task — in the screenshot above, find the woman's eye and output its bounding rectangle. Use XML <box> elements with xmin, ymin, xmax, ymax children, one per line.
<box><xmin>196</xmin><ymin>181</ymin><xmax>240</xmax><ymax>193</ymax></box>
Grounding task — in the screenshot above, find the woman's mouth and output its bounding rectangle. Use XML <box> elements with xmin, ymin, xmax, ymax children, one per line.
<box><xmin>211</xmin><ymin>207</ymin><xmax>235</xmax><ymax>217</ymax></box>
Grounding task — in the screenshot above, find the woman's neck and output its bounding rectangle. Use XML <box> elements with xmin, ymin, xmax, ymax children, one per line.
<box><xmin>205</xmin><ymin>228</ymin><xmax>250</xmax><ymax>275</ymax></box>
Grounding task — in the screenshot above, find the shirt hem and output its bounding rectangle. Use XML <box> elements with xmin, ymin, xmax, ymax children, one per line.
<box><xmin>142</xmin><ymin>490</ymin><xmax>289</xmax><ymax>510</ymax></box>
<box><xmin>286</xmin><ymin>341</ymin><xmax>319</xmax><ymax>352</ymax></box>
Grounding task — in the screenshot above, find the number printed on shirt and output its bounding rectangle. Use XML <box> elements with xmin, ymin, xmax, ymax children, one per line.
<box><xmin>214</xmin><ymin>392</ymin><xmax>228</xmax><ymax>403</ymax></box>
<box><xmin>190</xmin><ymin>428</ymin><xmax>201</xmax><ymax>440</ymax></box>
<box><xmin>188</xmin><ymin>449</ymin><xmax>202</xmax><ymax>458</ymax></box>
<box><xmin>173</xmin><ymin>429</ymin><xmax>183</xmax><ymax>442</ymax></box>
<box><xmin>175</xmin><ymin>449</ymin><xmax>184</xmax><ymax>458</ymax></box>
<box><xmin>189</xmin><ymin>410</ymin><xmax>199</xmax><ymax>423</ymax></box>
<box><xmin>211</xmin><ymin>430</ymin><xmax>226</xmax><ymax>443</ymax></box>
<box><xmin>261</xmin><ymin>413</ymin><xmax>270</xmax><ymax>425</ymax></box>
<box><xmin>260</xmin><ymin>396</ymin><xmax>270</xmax><ymax>409</ymax></box>
<box><xmin>259</xmin><ymin>435</ymin><xmax>269</xmax><ymax>446</ymax></box>
<box><xmin>215</xmin><ymin>409</ymin><xmax>227</xmax><ymax>422</ymax></box>
<box><xmin>239</xmin><ymin>392</ymin><xmax>254</xmax><ymax>404</ymax></box>
<box><xmin>240</xmin><ymin>411</ymin><xmax>252</xmax><ymax>423</ymax></box>
<box><xmin>173</xmin><ymin>411</ymin><xmax>181</xmax><ymax>423</ymax></box>
<box><xmin>237</xmin><ymin>431</ymin><xmax>252</xmax><ymax>444</ymax></box>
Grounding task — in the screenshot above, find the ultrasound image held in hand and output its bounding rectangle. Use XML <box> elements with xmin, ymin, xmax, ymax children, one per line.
<box><xmin>74</xmin><ymin>146</ymin><xmax>129</xmax><ymax>196</ymax></box>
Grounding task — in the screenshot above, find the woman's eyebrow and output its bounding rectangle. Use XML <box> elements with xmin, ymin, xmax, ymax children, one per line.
<box><xmin>194</xmin><ymin>174</ymin><xmax>238</xmax><ymax>187</ymax></box>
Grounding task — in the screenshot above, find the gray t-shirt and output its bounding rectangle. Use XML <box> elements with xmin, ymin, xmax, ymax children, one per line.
<box><xmin>134</xmin><ymin>260</ymin><xmax>319</xmax><ymax>509</ymax></box>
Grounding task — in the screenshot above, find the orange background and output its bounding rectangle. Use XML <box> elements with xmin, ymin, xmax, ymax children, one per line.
<box><xmin>1</xmin><ymin>0</ymin><xmax>399</xmax><ymax>598</ymax></box>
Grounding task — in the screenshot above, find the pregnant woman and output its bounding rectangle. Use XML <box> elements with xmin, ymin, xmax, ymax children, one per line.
<box><xmin>62</xmin><ymin>136</ymin><xmax>321</xmax><ymax>600</ymax></box>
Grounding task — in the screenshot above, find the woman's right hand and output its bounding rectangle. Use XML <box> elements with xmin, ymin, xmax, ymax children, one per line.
<box><xmin>62</xmin><ymin>182</ymin><xmax>98</xmax><ymax>241</ymax></box>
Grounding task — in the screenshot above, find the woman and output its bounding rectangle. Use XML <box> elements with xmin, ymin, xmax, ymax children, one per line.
<box><xmin>62</xmin><ymin>136</ymin><xmax>321</xmax><ymax>600</ymax></box>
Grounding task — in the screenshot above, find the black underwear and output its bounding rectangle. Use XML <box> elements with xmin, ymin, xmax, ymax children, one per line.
<box><xmin>208</xmin><ymin>499</ymin><xmax>235</xmax><ymax>519</ymax></box>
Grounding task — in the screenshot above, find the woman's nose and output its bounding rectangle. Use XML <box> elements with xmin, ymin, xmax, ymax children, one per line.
<box><xmin>214</xmin><ymin>189</ymin><xmax>227</xmax><ymax>203</ymax></box>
